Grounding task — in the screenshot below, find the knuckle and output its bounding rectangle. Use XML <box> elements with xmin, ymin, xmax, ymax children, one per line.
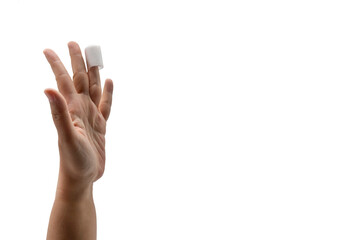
<box><xmin>90</xmin><ymin>85</ymin><xmax>101</xmax><ymax>96</ymax></box>
<box><xmin>103</xmin><ymin>100</ymin><xmax>112</xmax><ymax>107</ymax></box>
<box><xmin>56</xmin><ymin>73</ymin><xmax>70</xmax><ymax>82</ymax></box>
<box><xmin>101</xmin><ymin>97</ymin><xmax>112</xmax><ymax>106</ymax></box>
<box><xmin>73</xmin><ymin>72</ymin><xmax>88</xmax><ymax>82</ymax></box>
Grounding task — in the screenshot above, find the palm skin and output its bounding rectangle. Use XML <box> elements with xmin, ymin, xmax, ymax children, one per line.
<box><xmin>61</xmin><ymin>93</ymin><xmax>106</xmax><ymax>182</ymax></box>
<box><xmin>44</xmin><ymin>41</ymin><xmax>113</xmax><ymax>193</ymax></box>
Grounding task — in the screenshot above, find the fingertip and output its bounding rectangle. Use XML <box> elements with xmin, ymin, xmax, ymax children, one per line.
<box><xmin>44</xmin><ymin>88</ymin><xmax>53</xmax><ymax>96</ymax></box>
<box><xmin>43</xmin><ymin>48</ymin><xmax>52</xmax><ymax>54</ymax></box>
<box><xmin>68</xmin><ymin>41</ymin><xmax>80</xmax><ymax>50</ymax></box>
<box><xmin>44</xmin><ymin>88</ymin><xmax>68</xmax><ymax>104</ymax></box>
<box><xmin>105</xmin><ymin>79</ymin><xmax>113</xmax><ymax>93</ymax></box>
<box><xmin>43</xmin><ymin>49</ymin><xmax>58</xmax><ymax>61</ymax></box>
<box><xmin>44</xmin><ymin>88</ymin><xmax>59</xmax><ymax>103</ymax></box>
<box><xmin>44</xmin><ymin>90</ymin><xmax>53</xmax><ymax>102</ymax></box>
<box><xmin>43</xmin><ymin>49</ymin><xmax>50</xmax><ymax>57</ymax></box>
<box><xmin>44</xmin><ymin>88</ymin><xmax>56</xmax><ymax>95</ymax></box>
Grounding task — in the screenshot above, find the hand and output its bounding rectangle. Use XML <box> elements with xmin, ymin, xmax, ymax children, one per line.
<box><xmin>44</xmin><ymin>42</ymin><xmax>113</xmax><ymax>197</ymax></box>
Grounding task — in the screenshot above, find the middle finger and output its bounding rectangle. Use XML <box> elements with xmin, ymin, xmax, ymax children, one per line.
<box><xmin>68</xmin><ymin>41</ymin><xmax>89</xmax><ymax>94</ymax></box>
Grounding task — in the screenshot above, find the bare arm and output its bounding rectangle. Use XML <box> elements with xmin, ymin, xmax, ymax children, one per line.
<box><xmin>43</xmin><ymin>41</ymin><xmax>113</xmax><ymax>240</ymax></box>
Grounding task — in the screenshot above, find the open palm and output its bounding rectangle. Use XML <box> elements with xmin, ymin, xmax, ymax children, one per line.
<box><xmin>44</xmin><ymin>42</ymin><xmax>113</xmax><ymax>186</ymax></box>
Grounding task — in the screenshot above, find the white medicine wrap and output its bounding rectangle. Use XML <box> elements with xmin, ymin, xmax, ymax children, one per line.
<box><xmin>85</xmin><ymin>45</ymin><xmax>104</xmax><ymax>70</ymax></box>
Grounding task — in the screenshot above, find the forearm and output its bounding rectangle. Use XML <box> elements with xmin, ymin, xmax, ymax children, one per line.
<box><xmin>47</xmin><ymin>174</ymin><xmax>97</xmax><ymax>240</ymax></box>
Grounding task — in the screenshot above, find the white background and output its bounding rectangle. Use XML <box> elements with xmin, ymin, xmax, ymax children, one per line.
<box><xmin>0</xmin><ymin>0</ymin><xmax>360</xmax><ymax>239</ymax></box>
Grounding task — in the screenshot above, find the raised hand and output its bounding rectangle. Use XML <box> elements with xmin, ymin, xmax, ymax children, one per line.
<box><xmin>44</xmin><ymin>41</ymin><xmax>113</xmax><ymax>197</ymax></box>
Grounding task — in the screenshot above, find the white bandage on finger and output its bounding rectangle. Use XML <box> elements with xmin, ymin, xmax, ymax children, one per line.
<box><xmin>85</xmin><ymin>45</ymin><xmax>104</xmax><ymax>70</ymax></box>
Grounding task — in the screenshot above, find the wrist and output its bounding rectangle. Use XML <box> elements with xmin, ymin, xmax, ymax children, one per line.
<box><xmin>55</xmin><ymin>172</ymin><xmax>94</xmax><ymax>203</ymax></box>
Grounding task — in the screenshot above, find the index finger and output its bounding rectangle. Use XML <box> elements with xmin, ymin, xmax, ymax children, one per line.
<box><xmin>43</xmin><ymin>49</ymin><xmax>76</xmax><ymax>101</ymax></box>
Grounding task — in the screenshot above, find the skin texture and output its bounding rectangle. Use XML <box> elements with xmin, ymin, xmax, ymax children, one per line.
<box><xmin>44</xmin><ymin>41</ymin><xmax>113</xmax><ymax>240</ymax></box>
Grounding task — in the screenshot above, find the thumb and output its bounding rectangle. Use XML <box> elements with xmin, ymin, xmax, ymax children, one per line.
<box><xmin>44</xmin><ymin>89</ymin><xmax>74</xmax><ymax>141</ymax></box>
